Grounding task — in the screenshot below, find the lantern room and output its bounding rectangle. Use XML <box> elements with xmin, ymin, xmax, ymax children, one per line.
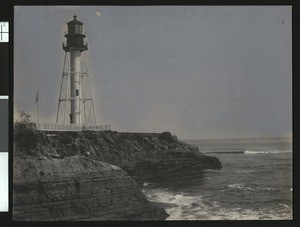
<box><xmin>63</xmin><ymin>15</ymin><xmax>88</xmax><ymax>52</ymax></box>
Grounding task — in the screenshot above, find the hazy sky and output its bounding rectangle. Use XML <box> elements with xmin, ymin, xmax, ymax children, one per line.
<box><xmin>14</xmin><ymin>6</ymin><xmax>292</xmax><ymax>139</ymax></box>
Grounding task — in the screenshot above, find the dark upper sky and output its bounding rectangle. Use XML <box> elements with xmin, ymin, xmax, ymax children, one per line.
<box><xmin>14</xmin><ymin>6</ymin><xmax>292</xmax><ymax>139</ymax></box>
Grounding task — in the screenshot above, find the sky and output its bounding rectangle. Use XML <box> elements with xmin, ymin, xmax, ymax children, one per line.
<box><xmin>14</xmin><ymin>6</ymin><xmax>292</xmax><ymax>140</ymax></box>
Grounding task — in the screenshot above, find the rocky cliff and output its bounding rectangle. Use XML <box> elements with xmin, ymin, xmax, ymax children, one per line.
<box><xmin>13</xmin><ymin>123</ymin><xmax>221</xmax><ymax>220</ymax></box>
<box><xmin>13</xmin><ymin>155</ymin><xmax>167</xmax><ymax>220</ymax></box>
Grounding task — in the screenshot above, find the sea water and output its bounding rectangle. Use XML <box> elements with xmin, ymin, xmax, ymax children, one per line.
<box><xmin>142</xmin><ymin>137</ymin><xmax>292</xmax><ymax>220</ymax></box>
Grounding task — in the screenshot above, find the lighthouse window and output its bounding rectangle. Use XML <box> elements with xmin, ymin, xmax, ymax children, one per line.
<box><xmin>76</xmin><ymin>89</ymin><xmax>79</xmax><ymax>96</ymax></box>
<box><xmin>75</xmin><ymin>24</ymin><xmax>82</xmax><ymax>34</ymax></box>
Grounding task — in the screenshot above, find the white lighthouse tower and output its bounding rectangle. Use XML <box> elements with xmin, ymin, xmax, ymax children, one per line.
<box><xmin>56</xmin><ymin>15</ymin><xmax>97</xmax><ymax>125</ymax></box>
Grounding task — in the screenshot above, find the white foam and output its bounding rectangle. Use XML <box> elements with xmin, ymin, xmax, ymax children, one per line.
<box><xmin>227</xmin><ymin>183</ymin><xmax>276</xmax><ymax>192</ymax></box>
<box><xmin>228</xmin><ymin>183</ymin><xmax>246</xmax><ymax>190</ymax></box>
<box><xmin>244</xmin><ymin>150</ymin><xmax>292</xmax><ymax>154</ymax></box>
<box><xmin>279</xmin><ymin>203</ymin><xmax>292</xmax><ymax>211</ymax></box>
<box><xmin>142</xmin><ymin>188</ymin><xmax>292</xmax><ymax>220</ymax></box>
<box><xmin>143</xmin><ymin>182</ymin><xmax>156</xmax><ymax>187</ymax></box>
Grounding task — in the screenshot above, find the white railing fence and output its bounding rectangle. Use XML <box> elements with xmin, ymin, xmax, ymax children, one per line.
<box><xmin>37</xmin><ymin>123</ymin><xmax>111</xmax><ymax>131</ymax></box>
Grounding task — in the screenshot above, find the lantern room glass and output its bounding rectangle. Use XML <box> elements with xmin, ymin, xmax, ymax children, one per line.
<box><xmin>74</xmin><ymin>24</ymin><xmax>82</xmax><ymax>34</ymax></box>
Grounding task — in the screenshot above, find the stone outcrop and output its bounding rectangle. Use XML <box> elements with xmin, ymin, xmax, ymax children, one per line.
<box><xmin>13</xmin><ymin>123</ymin><xmax>221</xmax><ymax>220</ymax></box>
<box><xmin>13</xmin><ymin>155</ymin><xmax>168</xmax><ymax>220</ymax></box>
<box><xmin>14</xmin><ymin>124</ymin><xmax>221</xmax><ymax>184</ymax></box>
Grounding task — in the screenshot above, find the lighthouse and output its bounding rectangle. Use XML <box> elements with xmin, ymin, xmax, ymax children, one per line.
<box><xmin>56</xmin><ymin>15</ymin><xmax>97</xmax><ymax>125</ymax></box>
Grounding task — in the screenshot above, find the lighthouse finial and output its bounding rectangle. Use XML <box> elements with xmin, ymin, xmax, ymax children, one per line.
<box><xmin>73</xmin><ymin>15</ymin><xmax>77</xmax><ymax>19</ymax></box>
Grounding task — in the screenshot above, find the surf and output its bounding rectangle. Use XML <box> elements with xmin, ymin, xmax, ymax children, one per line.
<box><xmin>205</xmin><ymin>150</ymin><xmax>291</xmax><ymax>154</ymax></box>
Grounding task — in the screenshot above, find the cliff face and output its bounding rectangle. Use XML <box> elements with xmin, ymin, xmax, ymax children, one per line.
<box><xmin>14</xmin><ymin>124</ymin><xmax>221</xmax><ymax>184</ymax></box>
<box><xmin>13</xmin><ymin>123</ymin><xmax>221</xmax><ymax>220</ymax></box>
<box><xmin>13</xmin><ymin>155</ymin><xmax>168</xmax><ymax>221</ymax></box>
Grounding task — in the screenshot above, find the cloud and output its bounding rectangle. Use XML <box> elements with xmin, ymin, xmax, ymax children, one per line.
<box><xmin>95</xmin><ymin>11</ymin><xmax>101</xmax><ymax>16</ymax></box>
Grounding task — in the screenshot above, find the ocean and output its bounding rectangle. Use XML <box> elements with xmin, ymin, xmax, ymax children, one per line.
<box><xmin>142</xmin><ymin>137</ymin><xmax>292</xmax><ymax>220</ymax></box>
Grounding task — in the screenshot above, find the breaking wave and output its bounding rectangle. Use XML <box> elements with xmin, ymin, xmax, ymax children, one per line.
<box><xmin>206</xmin><ymin>150</ymin><xmax>292</xmax><ymax>155</ymax></box>
<box><xmin>227</xmin><ymin>183</ymin><xmax>277</xmax><ymax>192</ymax></box>
<box><xmin>142</xmin><ymin>188</ymin><xmax>292</xmax><ymax>220</ymax></box>
<box><xmin>244</xmin><ymin>150</ymin><xmax>292</xmax><ymax>154</ymax></box>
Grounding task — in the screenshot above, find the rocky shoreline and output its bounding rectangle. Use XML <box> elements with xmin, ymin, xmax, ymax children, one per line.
<box><xmin>13</xmin><ymin>123</ymin><xmax>221</xmax><ymax>220</ymax></box>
